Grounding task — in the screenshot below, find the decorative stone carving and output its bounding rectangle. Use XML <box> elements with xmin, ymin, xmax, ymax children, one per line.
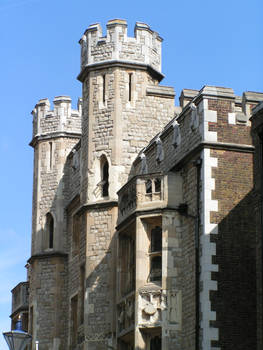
<box><xmin>138</xmin><ymin>284</ymin><xmax>162</xmax><ymax>326</ymax></box>
<box><xmin>190</xmin><ymin>102</ymin><xmax>199</xmax><ymax>131</ymax></box>
<box><xmin>143</xmin><ymin>303</ymin><xmax>157</xmax><ymax>316</ymax></box>
<box><xmin>140</xmin><ymin>152</ymin><xmax>148</xmax><ymax>174</ymax></box>
<box><xmin>155</xmin><ymin>137</ymin><xmax>164</xmax><ymax>163</ymax></box>
<box><xmin>172</xmin><ymin>120</ymin><xmax>181</xmax><ymax>148</ymax></box>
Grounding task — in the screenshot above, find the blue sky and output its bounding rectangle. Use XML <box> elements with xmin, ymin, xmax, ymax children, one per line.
<box><xmin>0</xmin><ymin>0</ymin><xmax>262</xmax><ymax>348</ymax></box>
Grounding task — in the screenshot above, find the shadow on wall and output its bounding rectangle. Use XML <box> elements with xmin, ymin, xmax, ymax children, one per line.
<box><xmin>209</xmin><ymin>189</ymin><xmax>256</xmax><ymax>350</ymax></box>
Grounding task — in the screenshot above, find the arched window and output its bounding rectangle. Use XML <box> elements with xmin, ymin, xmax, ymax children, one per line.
<box><xmin>46</xmin><ymin>213</ymin><xmax>54</xmax><ymax>249</ymax></box>
<box><xmin>101</xmin><ymin>155</ymin><xmax>109</xmax><ymax>197</ymax></box>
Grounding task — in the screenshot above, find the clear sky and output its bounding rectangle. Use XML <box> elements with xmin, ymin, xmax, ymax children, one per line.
<box><xmin>0</xmin><ymin>0</ymin><xmax>262</xmax><ymax>348</ymax></box>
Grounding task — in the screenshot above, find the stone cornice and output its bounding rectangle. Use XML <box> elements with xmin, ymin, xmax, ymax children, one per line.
<box><xmin>76</xmin><ymin>200</ymin><xmax>118</xmax><ymax>215</ymax></box>
<box><xmin>77</xmin><ymin>60</ymin><xmax>164</xmax><ymax>83</ymax></box>
<box><xmin>29</xmin><ymin>131</ymin><xmax>81</xmax><ymax>147</ymax></box>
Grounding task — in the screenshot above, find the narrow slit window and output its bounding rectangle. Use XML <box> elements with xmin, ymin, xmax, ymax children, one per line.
<box><xmin>101</xmin><ymin>155</ymin><xmax>109</xmax><ymax>197</ymax></box>
<box><xmin>49</xmin><ymin>142</ymin><xmax>53</xmax><ymax>170</ymax></box>
<box><xmin>103</xmin><ymin>74</ymin><xmax>106</xmax><ymax>103</ymax></box>
<box><xmin>128</xmin><ymin>73</ymin><xmax>132</xmax><ymax>102</ymax></box>
<box><xmin>46</xmin><ymin>213</ymin><xmax>54</xmax><ymax>249</ymax></box>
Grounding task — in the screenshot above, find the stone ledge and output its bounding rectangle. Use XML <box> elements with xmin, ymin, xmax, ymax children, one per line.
<box><xmin>27</xmin><ymin>251</ymin><xmax>68</xmax><ymax>264</ymax></box>
<box><xmin>146</xmin><ymin>85</ymin><xmax>175</xmax><ymax>98</ymax></box>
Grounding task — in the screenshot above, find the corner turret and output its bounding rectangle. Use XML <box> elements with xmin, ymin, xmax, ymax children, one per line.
<box><xmin>31</xmin><ymin>96</ymin><xmax>82</xmax><ymax>145</ymax></box>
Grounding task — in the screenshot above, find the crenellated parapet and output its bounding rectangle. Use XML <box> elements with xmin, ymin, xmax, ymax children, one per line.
<box><xmin>78</xmin><ymin>19</ymin><xmax>163</xmax><ymax>81</ymax></box>
<box><xmin>31</xmin><ymin>96</ymin><xmax>82</xmax><ymax>144</ymax></box>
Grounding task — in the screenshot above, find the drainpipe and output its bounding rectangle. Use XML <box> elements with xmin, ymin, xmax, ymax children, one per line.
<box><xmin>193</xmin><ymin>158</ymin><xmax>202</xmax><ymax>350</ymax></box>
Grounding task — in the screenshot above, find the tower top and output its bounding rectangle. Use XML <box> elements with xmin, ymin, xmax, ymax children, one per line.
<box><xmin>78</xmin><ymin>19</ymin><xmax>163</xmax><ymax>82</ymax></box>
<box><xmin>30</xmin><ymin>96</ymin><xmax>82</xmax><ymax>146</ymax></box>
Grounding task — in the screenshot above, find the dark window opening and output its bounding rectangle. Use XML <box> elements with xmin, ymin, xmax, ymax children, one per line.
<box><xmin>46</xmin><ymin>213</ymin><xmax>54</xmax><ymax>249</ymax></box>
<box><xmin>150</xmin><ymin>256</ymin><xmax>162</xmax><ymax>282</ymax></box>
<box><xmin>49</xmin><ymin>142</ymin><xmax>53</xmax><ymax>170</ymax></box>
<box><xmin>146</xmin><ymin>179</ymin><xmax>152</xmax><ymax>194</ymax></box>
<box><xmin>128</xmin><ymin>73</ymin><xmax>132</xmax><ymax>101</ymax></box>
<box><xmin>103</xmin><ymin>74</ymin><xmax>106</xmax><ymax>103</ymax></box>
<box><xmin>150</xmin><ymin>335</ymin><xmax>161</xmax><ymax>350</ymax></box>
<box><xmin>151</xmin><ymin>226</ymin><xmax>162</xmax><ymax>252</ymax></box>
<box><xmin>154</xmin><ymin>178</ymin><xmax>161</xmax><ymax>193</ymax></box>
<box><xmin>101</xmin><ymin>156</ymin><xmax>109</xmax><ymax>197</ymax></box>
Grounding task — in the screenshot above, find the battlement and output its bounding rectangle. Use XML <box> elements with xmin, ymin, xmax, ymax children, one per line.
<box><xmin>31</xmin><ymin>96</ymin><xmax>82</xmax><ymax>143</ymax></box>
<box><xmin>78</xmin><ymin>19</ymin><xmax>163</xmax><ymax>80</ymax></box>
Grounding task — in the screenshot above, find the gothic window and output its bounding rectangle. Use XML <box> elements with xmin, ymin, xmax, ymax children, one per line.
<box><xmin>149</xmin><ymin>226</ymin><xmax>162</xmax><ymax>282</ymax></box>
<box><xmin>46</xmin><ymin>213</ymin><xmax>54</xmax><ymax>249</ymax></box>
<box><xmin>100</xmin><ymin>155</ymin><xmax>109</xmax><ymax>197</ymax></box>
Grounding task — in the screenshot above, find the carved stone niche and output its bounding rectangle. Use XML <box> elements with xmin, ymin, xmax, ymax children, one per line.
<box><xmin>138</xmin><ymin>283</ymin><xmax>162</xmax><ymax>327</ymax></box>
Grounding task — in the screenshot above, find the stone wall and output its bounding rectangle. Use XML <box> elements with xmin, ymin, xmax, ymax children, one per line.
<box><xmin>125</xmin><ymin>86</ymin><xmax>262</xmax><ymax>349</ymax></box>
<box><xmin>28</xmin><ymin>255</ymin><xmax>68</xmax><ymax>350</ymax></box>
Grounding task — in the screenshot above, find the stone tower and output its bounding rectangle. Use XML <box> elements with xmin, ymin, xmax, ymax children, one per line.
<box><xmin>28</xmin><ymin>96</ymin><xmax>82</xmax><ymax>349</ymax></box>
<box><xmin>76</xmin><ymin>19</ymin><xmax>176</xmax><ymax>349</ymax></box>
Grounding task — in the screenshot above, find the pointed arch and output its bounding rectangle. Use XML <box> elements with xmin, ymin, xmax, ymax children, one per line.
<box><xmin>46</xmin><ymin>213</ymin><xmax>54</xmax><ymax>249</ymax></box>
<box><xmin>100</xmin><ymin>155</ymin><xmax>109</xmax><ymax>197</ymax></box>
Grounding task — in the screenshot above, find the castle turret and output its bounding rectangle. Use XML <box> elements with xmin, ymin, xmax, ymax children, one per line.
<box><xmin>76</xmin><ymin>19</ymin><xmax>175</xmax><ymax>350</ymax></box>
<box><xmin>28</xmin><ymin>96</ymin><xmax>82</xmax><ymax>350</ymax></box>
